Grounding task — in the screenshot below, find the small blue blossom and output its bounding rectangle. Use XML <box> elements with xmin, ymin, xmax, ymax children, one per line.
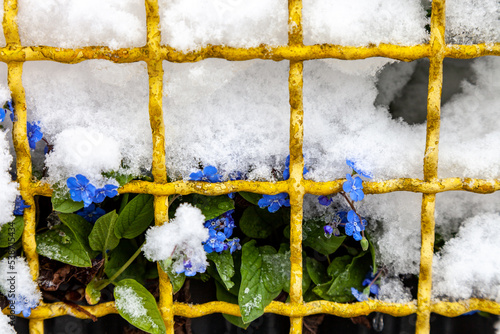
<box><xmin>9</xmin><ymin>294</ymin><xmax>39</xmax><ymax>317</ymax></box>
<box><xmin>177</xmin><ymin>260</ymin><xmax>205</xmax><ymax>277</ymax></box>
<box><xmin>283</xmin><ymin>155</ymin><xmax>309</xmax><ymax>180</ymax></box>
<box><xmin>204</xmin><ymin>210</ymin><xmax>235</xmax><ymax>238</ymax></box>
<box><xmin>346</xmin><ymin>159</ymin><xmax>373</xmax><ymax>179</ymax></box>
<box><xmin>189</xmin><ymin>165</ymin><xmax>222</xmax><ymax>182</ymax></box>
<box><xmin>204</xmin><ymin>229</ymin><xmax>227</xmax><ymax>253</ymax></box>
<box><xmin>351</xmin><ymin>287</ymin><xmax>368</xmax><ymax>302</ymax></box>
<box><xmin>343</xmin><ymin>174</ymin><xmax>364</xmax><ymax>202</ymax></box>
<box><xmin>345</xmin><ymin>210</ymin><xmax>365</xmax><ymax>241</ymax></box>
<box><xmin>67</xmin><ymin>174</ymin><xmax>96</xmax><ymax>207</ymax></box>
<box><xmin>318</xmin><ymin>195</ymin><xmax>332</xmax><ymax>206</ymax></box>
<box><xmin>0</xmin><ymin>108</ymin><xmax>5</xmax><ymax>122</ymax></box>
<box><xmin>258</xmin><ymin>193</ymin><xmax>290</xmax><ymax>213</ymax></box>
<box><xmin>27</xmin><ymin>121</ymin><xmax>43</xmax><ymax>150</ymax></box>
<box><xmin>77</xmin><ymin>204</ymin><xmax>106</xmax><ymax>223</ymax></box>
<box><xmin>93</xmin><ymin>184</ymin><xmax>119</xmax><ymax>203</ymax></box>
<box><xmin>323</xmin><ymin>225</ymin><xmax>333</xmax><ymax>235</ymax></box>
<box><xmin>227</xmin><ymin>238</ymin><xmax>241</xmax><ymax>254</ymax></box>
<box><xmin>13</xmin><ymin>195</ymin><xmax>30</xmax><ymax>215</ymax></box>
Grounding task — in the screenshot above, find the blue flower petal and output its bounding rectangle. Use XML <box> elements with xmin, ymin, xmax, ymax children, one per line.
<box><xmin>268</xmin><ymin>201</ymin><xmax>281</xmax><ymax>213</ymax></box>
<box><xmin>75</xmin><ymin>174</ymin><xmax>90</xmax><ymax>186</ymax></box>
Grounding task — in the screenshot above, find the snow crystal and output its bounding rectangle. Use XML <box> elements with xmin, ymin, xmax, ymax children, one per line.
<box><xmin>17</xmin><ymin>0</ymin><xmax>146</xmax><ymax>48</ymax></box>
<box><xmin>159</xmin><ymin>0</ymin><xmax>287</xmax><ymax>50</ymax></box>
<box><xmin>303</xmin><ymin>0</ymin><xmax>429</xmax><ymax>46</ymax></box>
<box><xmin>445</xmin><ymin>0</ymin><xmax>500</xmax><ymax>44</ymax></box>
<box><xmin>0</xmin><ymin>130</ymin><xmax>17</xmax><ymax>226</ymax></box>
<box><xmin>114</xmin><ymin>285</ymin><xmax>157</xmax><ymax>329</ymax></box>
<box><xmin>163</xmin><ymin>59</ymin><xmax>290</xmax><ymax>181</ymax></box>
<box><xmin>0</xmin><ymin>313</ymin><xmax>15</xmax><ymax>334</ymax></box>
<box><xmin>432</xmin><ymin>213</ymin><xmax>500</xmax><ymax>302</ymax></box>
<box><xmin>0</xmin><ymin>257</ymin><xmax>42</xmax><ymax>307</ymax></box>
<box><xmin>142</xmin><ymin>204</ymin><xmax>209</xmax><ymax>271</ymax></box>
<box><xmin>23</xmin><ymin>60</ymin><xmax>152</xmax><ymax>186</ymax></box>
<box><xmin>378</xmin><ymin>277</ymin><xmax>413</xmax><ymax>303</ymax></box>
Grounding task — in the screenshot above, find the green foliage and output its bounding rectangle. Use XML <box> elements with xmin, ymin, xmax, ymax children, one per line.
<box><xmin>159</xmin><ymin>259</ymin><xmax>186</xmax><ymax>294</ymax></box>
<box><xmin>114</xmin><ymin>279</ymin><xmax>166</xmax><ymax>334</ymax></box>
<box><xmin>285</xmin><ymin>219</ymin><xmax>346</xmax><ymax>255</ymax></box>
<box><xmin>0</xmin><ymin>216</ymin><xmax>24</xmax><ymax>248</ymax></box>
<box><xmin>58</xmin><ymin>213</ymin><xmax>98</xmax><ymax>258</ymax></box>
<box><xmin>114</xmin><ymin>194</ymin><xmax>154</xmax><ymax>239</ymax></box>
<box><xmin>185</xmin><ymin>194</ymin><xmax>234</xmax><ymax>220</ymax></box>
<box><xmin>215</xmin><ymin>281</ymin><xmax>249</xmax><ymax>329</ymax></box>
<box><xmin>207</xmin><ymin>251</ymin><xmax>235</xmax><ymax>290</ymax></box>
<box><xmin>105</xmin><ymin>239</ymin><xmax>146</xmax><ymax>283</ymax></box>
<box><xmin>238</xmin><ymin>192</ymin><xmax>262</xmax><ymax>205</ymax></box>
<box><xmin>51</xmin><ymin>196</ymin><xmax>84</xmax><ymax>213</ymax></box>
<box><xmin>36</xmin><ymin>225</ymin><xmax>92</xmax><ymax>267</ymax></box>
<box><xmin>238</xmin><ymin>240</ymin><xmax>287</xmax><ymax>324</ymax></box>
<box><xmin>89</xmin><ymin>210</ymin><xmax>120</xmax><ymax>253</ymax></box>
<box><xmin>85</xmin><ymin>278</ymin><xmax>106</xmax><ymax>305</ymax></box>
<box><xmin>240</xmin><ymin>206</ymin><xmax>287</xmax><ymax>239</ymax></box>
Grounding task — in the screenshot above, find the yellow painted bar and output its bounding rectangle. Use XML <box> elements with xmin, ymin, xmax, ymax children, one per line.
<box><xmin>28</xmin><ymin>320</ymin><xmax>44</xmax><ymax>334</ymax></box>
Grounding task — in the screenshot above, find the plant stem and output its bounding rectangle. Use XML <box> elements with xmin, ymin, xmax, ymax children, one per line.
<box><xmin>96</xmin><ymin>241</ymin><xmax>145</xmax><ymax>291</ymax></box>
<box><xmin>339</xmin><ymin>191</ymin><xmax>366</xmax><ymax>239</ymax></box>
<box><xmin>168</xmin><ymin>194</ymin><xmax>180</xmax><ymax>206</ymax></box>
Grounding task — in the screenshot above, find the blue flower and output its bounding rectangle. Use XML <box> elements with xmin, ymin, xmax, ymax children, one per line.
<box><xmin>27</xmin><ymin>122</ymin><xmax>43</xmax><ymax>150</ymax></box>
<box><xmin>283</xmin><ymin>155</ymin><xmax>309</xmax><ymax>180</ymax></box>
<box><xmin>343</xmin><ymin>174</ymin><xmax>364</xmax><ymax>202</ymax></box>
<box><xmin>323</xmin><ymin>225</ymin><xmax>333</xmax><ymax>235</ymax></box>
<box><xmin>13</xmin><ymin>195</ymin><xmax>30</xmax><ymax>215</ymax></box>
<box><xmin>227</xmin><ymin>238</ymin><xmax>241</xmax><ymax>254</ymax></box>
<box><xmin>189</xmin><ymin>165</ymin><xmax>222</xmax><ymax>182</ymax></box>
<box><xmin>351</xmin><ymin>287</ymin><xmax>368</xmax><ymax>302</ymax></box>
<box><xmin>6</xmin><ymin>100</ymin><xmax>14</xmax><ymax>122</ymax></box>
<box><xmin>204</xmin><ymin>210</ymin><xmax>235</xmax><ymax>238</ymax></box>
<box><xmin>318</xmin><ymin>195</ymin><xmax>332</xmax><ymax>206</ymax></box>
<box><xmin>0</xmin><ymin>108</ymin><xmax>5</xmax><ymax>122</ymax></box>
<box><xmin>66</xmin><ymin>174</ymin><xmax>96</xmax><ymax>207</ymax></box>
<box><xmin>258</xmin><ymin>193</ymin><xmax>290</xmax><ymax>213</ymax></box>
<box><xmin>345</xmin><ymin>210</ymin><xmax>365</xmax><ymax>241</ymax></box>
<box><xmin>77</xmin><ymin>204</ymin><xmax>106</xmax><ymax>223</ymax></box>
<box><xmin>9</xmin><ymin>294</ymin><xmax>39</xmax><ymax>317</ymax></box>
<box><xmin>346</xmin><ymin>159</ymin><xmax>373</xmax><ymax>179</ymax></box>
<box><xmin>93</xmin><ymin>184</ymin><xmax>119</xmax><ymax>203</ymax></box>
<box><xmin>204</xmin><ymin>229</ymin><xmax>227</xmax><ymax>253</ymax></box>
<box><xmin>177</xmin><ymin>260</ymin><xmax>205</xmax><ymax>277</ymax></box>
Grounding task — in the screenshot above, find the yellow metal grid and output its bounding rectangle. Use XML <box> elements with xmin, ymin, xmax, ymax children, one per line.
<box><xmin>2</xmin><ymin>0</ymin><xmax>500</xmax><ymax>333</ymax></box>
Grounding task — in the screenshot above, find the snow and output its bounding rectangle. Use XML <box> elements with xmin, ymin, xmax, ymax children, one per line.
<box><xmin>432</xmin><ymin>213</ymin><xmax>500</xmax><ymax>302</ymax></box>
<box><xmin>303</xmin><ymin>0</ymin><xmax>429</xmax><ymax>46</ymax></box>
<box><xmin>0</xmin><ymin>312</ymin><xmax>16</xmax><ymax>334</ymax></box>
<box><xmin>445</xmin><ymin>0</ymin><xmax>500</xmax><ymax>44</ymax></box>
<box><xmin>23</xmin><ymin>60</ymin><xmax>152</xmax><ymax>187</ymax></box>
<box><xmin>114</xmin><ymin>285</ymin><xmax>157</xmax><ymax>329</ymax></box>
<box><xmin>0</xmin><ymin>130</ymin><xmax>17</xmax><ymax>226</ymax></box>
<box><xmin>17</xmin><ymin>0</ymin><xmax>146</xmax><ymax>49</ymax></box>
<box><xmin>378</xmin><ymin>277</ymin><xmax>413</xmax><ymax>303</ymax></box>
<box><xmin>0</xmin><ymin>257</ymin><xmax>42</xmax><ymax>308</ymax></box>
<box><xmin>142</xmin><ymin>204</ymin><xmax>209</xmax><ymax>273</ymax></box>
<box><xmin>159</xmin><ymin>0</ymin><xmax>288</xmax><ymax>50</ymax></box>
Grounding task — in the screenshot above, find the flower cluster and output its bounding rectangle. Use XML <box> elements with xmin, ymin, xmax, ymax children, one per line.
<box><xmin>351</xmin><ymin>270</ymin><xmax>381</xmax><ymax>302</ymax></box>
<box><xmin>189</xmin><ymin>165</ymin><xmax>222</xmax><ymax>182</ymax></box>
<box><xmin>9</xmin><ymin>294</ymin><xmax>40</xmax><ymax>317</ymax></box>
<box><xmin>0</xmin><ymin>100</ymin><xmax>14</xmax><ymax>123</ymax></box>
<box><xmin>203</xmin><ymin>210</ymin><xmax>241</xmax><ymax>254</ymax></box>
<box><xmin>322</xmin><ymin>160</ymin><xmax>372</xmax><ymax>247</ymax></box>
<box><xmin>258</xmin><ymin>193</ymin><xmax>290</xmax><ymax>213</ymax></box>
<box><xmin>77</xmin><ymin>203</ymin><xmax>106</xmax><ymax>223</ymax></box>
<box><xmin>66</xmin><ymin>174</ymin><xmax>118</xmax><ymax>208</ymax></box>
<box><xmin>27</xmin><ymin>121</ymin><xmax>43</xmax><ymax>150</ymax></box>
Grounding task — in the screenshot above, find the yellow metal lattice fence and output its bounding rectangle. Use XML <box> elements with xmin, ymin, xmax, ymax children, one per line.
<box><xmin>2</xmin><ymin>0</ymin><xmax>500</xmax><ymax>333</ymax></box>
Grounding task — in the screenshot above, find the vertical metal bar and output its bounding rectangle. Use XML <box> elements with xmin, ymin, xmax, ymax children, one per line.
<box><xmin>417</xmin><ymin>0</ymin><xmax>446</xmax><ymax>333</ymax></box>
<box><xmin>288</xmin><ymin>0</ymin><xmax>304</xmax><ymax>332</ymax></box>
<box><xmin>145</xmin><ymin>0</ymin><xmax>173</xmax><ymax>332</ymax></box>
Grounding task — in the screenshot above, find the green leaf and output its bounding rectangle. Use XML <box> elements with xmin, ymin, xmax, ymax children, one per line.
<box><xmin>102</xmin><ymin>171</ymin><xmax>135</xmax><ymax>187</ymax></box>
<box><xmin>207</xmin><ymin>251</ymin><xmax>235</xmax><ymax>290</ymax></box>
<box><xmin>114</xmin><ymin>279</ymin><xmax>166</xmax><ymax>334</ymax></box>
<box><xmin>85</xmin><ymin>278</ymin><xmax>106</xmax><ymax>305</ymax></box>
<box><xmin>327</xmin><ymin>255</ymin><xmax>352</xmax><ymax>279</ymax></box>
<box><xmin>302</xmin><ymin>220</ymin><xmax>346</xmax><ymax>256</ymax></box>
<box><xmin>185</xmin><ymin>194</ymin><xmax>234</xmax><ymax>220</ymax></box>
<box><xmin>105</xmin><ymin>239</ymin><xmax>145</xmax><ymax>283</ymax></box>
<box><xmin>89</xmin><ymin>210</ymin><xmax>120</xmax><ymax>253</ymax></box>
<box><xmin>51</xmin><ymin>196</ymin><xmax>84</xmax><ymax>213</ymax></box>
<box><xmin>306</xmin><ymin>257</ymin><xmax>329</xmax><ymax>285</ymax></box>
<box><xmin>215</xmin><ymin>281</ymin><xmax>249</xmax><ymax>329</ymax></box>
<box><xmin>58</xmin><ymin>213</ymin><xmax>98</xmax><ymax>258</ymax></box>
<box><xmin>325</xmin><ymin>252</ymin><xmax>370</xmax><ymax>302</ymax></box>
<box><xmin>240</xmin><ymin>206</ymin><xmax>288</xmax><ymax>239</ymax></box>
<box><xmin>366</xmin><ymin>233</ymin><xmax>377</xmax><ymax>274</ymax></box>
<box><xmin>0</xmin><ymin>216</ymin><xmax>24</xmax><ymax>248</ymax></box>
<box><xmin>238</xmin><ymin>192</ymin><xmax>261</xmax><ymax>205</ymax></box>
<box><xmin>238</xmin><ymin>241</ymin><xmax>284</xmax><ymax>324</ymax></box>
<box><xmin>36</xmin><ymin>225</ymin><xmax>92</xmax><ymax>267</ymax></box>
<box><xmin>114</xmin><ymin>194</ymin><xmax>154</xmax><ymax>239</ymax></box>
<box><xmin>159</xmin><ymin>259</ymin><xmax>186</xmax><ymax>294</ymax></box>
